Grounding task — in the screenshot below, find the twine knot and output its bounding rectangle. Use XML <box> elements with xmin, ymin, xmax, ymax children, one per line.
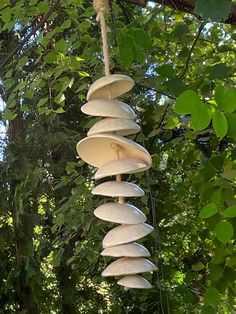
<box><xmin>93</xmin><ymin>0</ymin><xmax>110</xmax><ymax>76</ymax></box>
<box><xmin>93</xmin><ymin>0</ymin><xmax>108</xmax><ymax>21</ymax></box>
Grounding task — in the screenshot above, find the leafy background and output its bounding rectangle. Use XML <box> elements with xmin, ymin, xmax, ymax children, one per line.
<box><xmin>0</xmin><ymin>0</ymin><xmax>236</xmax><ymax>313</ymax></box>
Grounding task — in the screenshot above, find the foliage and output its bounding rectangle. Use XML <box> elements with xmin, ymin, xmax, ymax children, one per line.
<box><xmin>0</xmin><ymin>0</ymin><xmax>236</xmax><ymax>313</ymax></box>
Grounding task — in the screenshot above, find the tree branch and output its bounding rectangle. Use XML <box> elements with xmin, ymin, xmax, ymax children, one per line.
<box><xmin>136</xmin><ymin>83</ymin><xmax>176</xmax><ymax>100</ymax></box>
<box><xmin>123</xmin><ymin>0</ymin><xmax>236</xmax><ymax>25</ymax></box>
<box><xmin>0</xmin><ymin>0</ymin><xmax>61</xmax><ymax>73</ymax></box>
<box><xmin>181</xmin><ymin>21</ymin><xmax>205</xmax><ymax>77</ymax></box>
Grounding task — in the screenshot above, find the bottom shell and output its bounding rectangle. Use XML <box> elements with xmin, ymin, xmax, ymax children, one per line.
<box><xmin>117</xmin><ymin>275</ymin><xmax>152</xmax><ymax>289</ymax></box>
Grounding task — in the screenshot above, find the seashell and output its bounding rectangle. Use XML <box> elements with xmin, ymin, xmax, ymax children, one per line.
<box><xmin>87</xmin><ymin>74</ymin><xmax>134</xmax><ymax>100</ymax></box>
<box><xmin>102</xmin><ymin>257</ymin><xmax>157</xmax><ymax>276</ymax></box>
<box><xmin>102</xmin><ymin>223</ymin><xmax>154</xmax><ymax>248</ymax></box>
<box><xmin>76</xmin><ymin>133</ymin><xmax>152</xmax><ymax>168</ymax></box>
<box><xmin>81</xmin><ymin>99</ymin><xmax>136</xmax><ymax>120</ymax></box>
<box><xmin>87</xmin><ymin>118</ymin><xmax>140</xmax><ymax>136</ymax></box>
<box><xmin>94</xmin><ymin>158</ymin><xmax>148</xmax><ymax>179</ymax></box>
<box><xmin>117</xmin><ymin>275</ymin><xmax>152</xmax><ymax>289</ymax></box>
<box><xmin>94</xmin><ymin>202</ymin><xmax>146</xmax><ymax>224</ymax></box>
<box><xmin>101</xmin><ymin>242</ymin><xmax>150</xmax><ymax>257</ymax></box>
<box><xmin>92</xmin><ymin>181</ymin><xmax>144</xmax><ymax>197</ymax></box>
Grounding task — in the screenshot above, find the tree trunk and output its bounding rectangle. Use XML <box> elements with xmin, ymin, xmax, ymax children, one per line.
<box><xmin>123</xmin><ymin>0</ymin><xmax>236</xmax><ymax>25</ymax></box>
<box><xmin>56</xmin><ymin>239</ymin><xmax>78</xmax><ymax>314</ymax></box>
<box><xmin>9</xmin><ymin>109</ymin><xmax>39</xmax><ymax>313</ymax></box>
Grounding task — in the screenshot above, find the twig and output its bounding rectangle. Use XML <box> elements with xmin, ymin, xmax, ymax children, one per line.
<box><xmin>136</xmin><ymin>83</ymin><xmax>176</xmax><ymax>100</ymax></box>
<box><xmin>181</xmin><ymin>21</ymin><xmax>206</xmax><ymax>77</ymax></box>
<box><xmin>116</xmin><ymin>0</ymin><xmax>131</xmax><ymax>23</ymax></box>
<box><xmin>149</xmin><ymin>103</ymin><xmax>170</xmax><ymax>151</ymax></box>
<box><xmin>0</xmin><ymin>0</ymin><xmax>61</xmax><ymax>73</ymax></box>
<box><xmin>121</xmin><ymin>0</ymin><xmax>147</xmax><ymax>7</ymax></box>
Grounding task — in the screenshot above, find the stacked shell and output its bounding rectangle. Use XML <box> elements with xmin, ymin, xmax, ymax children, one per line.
<box><xmin>76</xmin><ymin>74</ymin><xmax>157</xmax><ymax>289</ymax></box>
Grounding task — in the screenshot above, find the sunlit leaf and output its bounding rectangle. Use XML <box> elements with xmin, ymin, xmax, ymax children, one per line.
<box><xmin>215</xmin><ymin>220</ymin><xmax>234</xmax><ymax>244</ymax></box>
<box><xmin>212</xmin><ymin>111</ymin><xmax>228</xmax><ymax>139</ymax></box>
<box><xmin>199</xmin><ymin>203</ymin><xmax>217</xmax><ymax>219</ymax></box>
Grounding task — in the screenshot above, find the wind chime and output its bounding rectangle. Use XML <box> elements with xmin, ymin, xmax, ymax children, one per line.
<box><xmin>76</xmin><ymin>0</ymin><xmax>157</xmax><ymax>289</ymax></box>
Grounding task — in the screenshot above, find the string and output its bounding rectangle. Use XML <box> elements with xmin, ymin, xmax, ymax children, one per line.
<box><xmin>130</xmin><ymin>103</ymin><xmax>169</xmax><ymax>313</ymax></box>
<box><xmin>116</xmin><ymin>174</ymin><xmax>124</xmax><ymax>204</ymax></box>
<box><xmin>93</xmin><ymin>0</ymin><xmax>110</xmax><ymax>76</ymax></box>
<box><xmin>110</xmin><ymin>143</ymin><xmax>125</xmax><ymax>205</ymax></box>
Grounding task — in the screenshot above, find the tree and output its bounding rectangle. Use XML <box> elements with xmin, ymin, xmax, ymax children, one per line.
<box><xmin>0</xmin><ymin>0</ymin><xmax>236</xmax><ymax>313</ymax></box>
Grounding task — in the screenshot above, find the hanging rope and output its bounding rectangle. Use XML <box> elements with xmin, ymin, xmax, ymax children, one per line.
<box><xmin>93</xmin><ymin>0</ymin><xmax>110</xmax><ymax>76</ymax></box>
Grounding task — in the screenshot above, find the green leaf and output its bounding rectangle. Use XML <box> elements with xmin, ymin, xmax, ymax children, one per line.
<box><xmin>61</xmin><ymin>19</ymin><xmax>71</xmax><ymax>29</ymax></box>
<box><xmin>201</xmin><ymin>305</ymin><xmax>216</xmax><ymax>314</ymax></box>
<box><xmin>37</xmin><ymin>97</ymin><xmax>48</xmax><ymax>107</ymax></box>
<box><xmin>215</xmin><ymin>220</ymin><xmax>234</xmax><ymax>244</ymax></box>
<box><xmin>178</xmin><ymin>47</ymin><xmax>190</xmax><ymax>58</ymax></box>
<box><xmin>171</xmin><ymin>24</ymin><xmax>189</xmax><ymax>37</ymax></box>
<box><xmin>2</xmin><ymin>108</ymin><xmax>17</xmax><ymax>121</ymax></box>
<box><xmin>1</xmin><ymin>8</ymin><xmax>11</xmax><ymax>23</ymax></box>
<box><xmin>14</xmin><ymin>80</ymin><xmax>27</xmax><ymax>91</ymax></box>
<box><xmin>208</xmin><ymin>263</ymin><xmax>223</xmax><ymax>281</ymax></box>
<box><xmin>212</xmin><ymin>255</ymin><xmax>225</xmax><ymax>266</ymax></box>
<box><xmin>203</xmin><ymin>287</ymin><xmax>221</xmax><ymax>307</ymax></box>
<box><xmin>129</xmin><ymin>28</ymin><xmax>152</xmax><ymax>49</ymax></box>
<box><xmin>212</xmin><ymin>111</ymin><xmax>228</xmax><ymax>139</ymax></box>
<box><xmin>53</xmin><ymin>107</ymin><xmax>65</xmax><ymax>113</ymax></box>
<box><xmin>222</xmin><ymin>90</ymin><xmax>236</xmax><ymax>112</ymax></box>
<box><xmin>148</xmin><ymin>129</ymin><xmax>159</xmax><ymax>138</ymax></box>
<box><xmin>191</xmin><ymin>100</ymin><xmax>211</xmax><ymax>131</ymax></box>
<box><xmin>192</xmin><ymin>262</ymin><xmax>205</xmax><ymax>271</ymax></box>
<box><xmin>43</xmin><ymin>51</ymin><xmax>58</xmax><ymax>64</ymax></box>
<box><xmin>222</xmin><ymin>169</ymin><xmax>236</xmax><ymax>181</ymax></box>
<box><xmin>174</xmin><ymin>90</ymin><xmax>198</xmax><ymax>114</ymax></box>
<box><xmin>225</xmin><ymin>113</ymin><xmax>236</xmax><ymax>138</ymax></box>
<box><xmin>222</xmin><ymin>205</ymin><xmax>236</xmax><ymax>218</ymax></box>
<box><xmin>66</xmin><ymin>162</ymin><xmax>77</xmax><ymax>173</ymax></box>
<box><xmin>199</xmin><ymin>203</ymin><xmax>217</xmax><ymax>219</ymax></box>
<box><xmin>195</xmin><ymin>0</ymin><xmax>231</xmax><ymax>21</ymax></box>
<box><xmin>78</xmin><ymin>71</ymin><xmax>90</xmax><ymax>77</ymax></box>
<box><xmin>52</xmin><ymin>248</ymin><xmax>64</xmax><ymax>267</ymax></box>
<box><xmin>165</xmin><ymin>117</ymin><xmax>179</xmax><ymax>129</ymax></box>
<box><xmin>16</xmin><ymin>56</ymin><xmax>28</xmax><ymax>69</ymax></box>
<box><xmin>156</xmin><ymin>64</ymin><xmax>175</xmax><ymax>78</ymax></box>
<box><xmin>209</xmin><ymin>63</ymin><xmax>229</xmax><ymax>80</ymax></box>
<box><xmin>38</xmin><ymin>2</ymin><xmax>49</xmax><ymax>13</ymax></box>
<box><xmin>215</xmin><ymin>84</ymin><xmax>225</xmax><ymax>109</ymax></box>
<box><xmin>55</xmin><ymin>38</ymin><xmax>68</xmax><ymax>52</ymax></box>
<box><xmin>227</xmin><ymin>255</ymin><xmax>236</xmax><ymax>267</ymax></box>
<box><xmin>132</xmin><ymin>44</ymin><xmax>145</xmax><ymax>63</ymax></box>
<box><xmin>38</xmin><ymin>107</ymin><xmax>51</xmax><ymax>115</ymax></box>
<box><xmin>55</xmin><ymin>93</ymin><xmax>65</xmax><ymax>104</ymax></box>
<box><xmin>118</xmin><ymin>33</ymin><xmax>135</xmax><ymax>67</ymax></box>
<box><xmin>211</xmin><ymin>189</ymin><xmax>222</xmax><ymax>205</ymax></box>
<box><xmin>164</xmin><ymin>78</ymin><xmax>187</xmax><ymax>96</ymax></box>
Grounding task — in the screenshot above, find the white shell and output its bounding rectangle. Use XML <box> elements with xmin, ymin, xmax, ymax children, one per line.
<box><xmin>94</xmin><ymin>158</ymin><xmax>149</xmax><ymax>180</ymax></box>
<box><xmin>101</xmin><ymin>242</ymin><xmax>150</xmax><ymax>257</ymax></box>
<box><xmin>92</xmin><ymin>181</ymin><xmax>144</xmax><ymax>197</ymax></box>
<box><xmin>102</xmin><ymin>257</ymin><xmax>157</xmax><ymax>276</ymax></box>
<box><xmin>94</xmin><ymin>203</ymin><xmax>146</xmax><ymax>224</ymax></box>
<box><xmin>102</xmin><ymin>223</ymin><xmax>154</xmax><ymax>248</ymax></box>
<box><xmin>117</xmin><ymin>275</ymin><xmax>152</xmax><ymax>289</ymax></box>
<box><xmin>81</xmin><ymin>99</ymin><xmax>136</xmax><ymax>120</ymax></box>
<box><xmin>87</xmin><ymin>118</ymin><xmax>140</xmax><ymax>136</ymax></box>
<box><xmin>76</xmin><ymin>134</ymin><xmax>152</xmax><ymax>168</ymax></box>
<box><xmin>87</xmin><ymin>74</ymin><xmax>134</xmax><ymax>100</ymax></box>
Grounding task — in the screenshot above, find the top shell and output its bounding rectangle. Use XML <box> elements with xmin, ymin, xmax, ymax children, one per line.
<box><xmin>81</xmin><ymin>99</ymin><xmax>136</xmax><ymax>120</ymax></box>
<box><xmin>87</xmin><ymin>74</ymin><xmax>134</xmax><ymax>100</ymax></box>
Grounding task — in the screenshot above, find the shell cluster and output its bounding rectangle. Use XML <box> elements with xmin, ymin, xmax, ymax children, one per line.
<box><xmin>76</xmin><ymin>74</ymin><xmax>157</xmax><ymax>289</ymax></box>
